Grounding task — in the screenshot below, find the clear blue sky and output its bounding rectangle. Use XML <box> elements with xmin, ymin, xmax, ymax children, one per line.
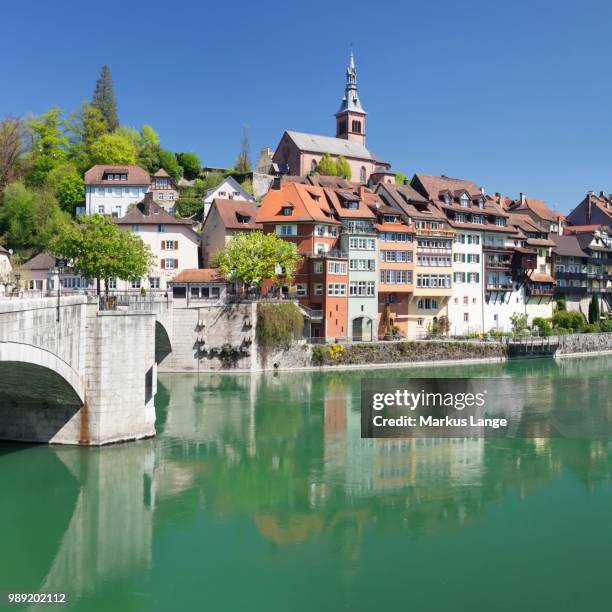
<box><xmin>3</xmin><ymin>0</ymin><xmax>611</xmax><ymax>212</ymax></box>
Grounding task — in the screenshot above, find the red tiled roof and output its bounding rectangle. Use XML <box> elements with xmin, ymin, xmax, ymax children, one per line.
<box><xmin>84</xmin><ymin>164</ymin><xmax>150</xmax><ymax>185</ymax></box>
<box><xmin>257</xmin><ymin>183</ymin><xmax>340</xmax><ymax>224</ymax></box>
<box><xmin>414</xmin><ymin>173</ymin><xmax>482</xmax><ymax>199</ymax></box>
<box><xmin>170</xmin><ymin>269</ymin><xmax>226</xmax><ymax>283</ymax></box>
<box><xmin>153</xmin><ymin>168</ymin><xmax>170</xmax><ymax>177</ymax></box>
<box><xmin>564</xmin><ymin>224</ymin><xmax>608</xmax><ymax>233</ymax></box>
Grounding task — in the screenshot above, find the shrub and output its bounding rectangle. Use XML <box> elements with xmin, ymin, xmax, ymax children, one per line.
<box><xmin>588</xmin><ymin>294</ymin><xmax>601</xmax><ymax>324</ymax></box>
<box><xmin>556</xmin><ymin>296</ymin><xmax>567</xmax><ymax>311</ymax></box>
<box><xmin>552</xmin><ymin>310</ymin><xmax>586</xmax><ymax>332</ymax></box>
<box><xmin>327</xmin><ymin>344</ymin><xmax>344</xmax><ymax>359</ymax></box>
<box><xmin>510</xmin><ymin>313</ymin><xmax>529</xmax><ymax>334</ymax></box>
<box><xmin>256</xmin><ymin>302</ymin><xmax>304</xmax><ymax>363</ymax></box>
<box><xmin>600</xmin><ymin>319</ymin><xmax>612</xmax><ymax>332</ymax></box>
<box><xmin>583</xmin><ymin>323</ymin><xmax>600</xmax><ymax>333</ymax></box>
<box><xmin>174</xmin><ymin>198</ymin><xmax>202</xmax><ymax>218</ymax></box>
<box><xmin>532</xmin><ymin>317</ymin><xmax>552</xmax><ymax>336</ymax></box>
<box><xmin>556</xmin><ymin>327</ymin><xmax>573</xmax><ymax>335</ymax></box>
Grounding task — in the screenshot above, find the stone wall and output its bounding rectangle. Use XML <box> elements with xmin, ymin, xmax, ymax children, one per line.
<box><xmin>557</xmin><ymin>332</ymin><xmax>612</xmax><ymax>355</ymax></box>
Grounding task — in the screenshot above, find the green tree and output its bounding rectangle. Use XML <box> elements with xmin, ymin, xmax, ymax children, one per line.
<box><xmin>176</xmin><ymin>152</ymin><xmax>201</xmax><ymax>180</ymax></box>
<box><xmin>588</xmin><ymin>294</ymin><xmax>600</xmax><ymax>324</ymax></box>
<box><xmin>510</xmin><ymin>312</ymin><xmax>529</xmax><ymax>334</ymax></box>
<box><xmin>158</xmin><ymin>149</ymin><xmax>182</xmax><ymax>182</ymax></box>
<box><xmin>90</xmin><ymin>133</ymin><xmax>136</xmax><ymax>165</ymax></box>
<box><xmin>115</xmin><ymin>125</ymin><xmax>141</xmax><ymax>148</ymax></box>
<box><xmin>66</xmin><ymin>102</ymin><xmax>108</xmax><ymax>164</ymax></box>
<box><xmin>240</xmin><ymin>177</ymin><xmax>253</xmax><ymax>194</ymax></box>
<box><xmin>56</xmin><ymin>173</ymin><xmax>85</xmax><ymax>214</ymax></box>
<box><xmin>0</xmin><ymin>181</ymin><xmax>70</xmax><ymax>252</ymax></box>
<box><xmin>25</xmin><ymin>108</ymin><xmax>68</xmax><ymax>186</ymax></box>
<box><xmin>202</xmin><ymin>172</ymin><xmax>225</xmax><ymax>191</ymax></box>
<box><xmin>395</xmin><ymin>172</ymin><xmax>407</xmax><ymax>185</ymax></box>
<box><xmin>92</xmin><ymin>65</ymin><xmax>119</xmax><ymax>131</ymax></box>
<box><xmin>0</xmin><ymin>116</ymin><xmax>27</xmax><ymax>193</ymax></box>
<box><xmin>140</xmin><ymin>124</ymin><xmax>159</xmax><ymax>148</ymax></box>
<box><xmin>51</xmin><ymin>214</ymin><xmax>153</xmax><ymax>294</ymax></box>
<box><xmin>213</xmin><ymin>231</ymin><xmax>301</xmax><ymax>289</ymax></box>
<box><xmin>556</xmin><ymin>296</ymin><xmax>567</xmax><ymax>311</ymax></box>
<box><xmin>336</xmin><ymin>155</ymin><xmax>352</xmax><ymax>180</ymax></box>
<box><xmin>234</xmin><ymin>126</ymin><xmax>251</xmax><ymax>173</ymax></box>
<box><xmin>315</xmin><ymin>153</ymin><xmax>337</xmax><ymax>176</ymax></box>
<box><xmin>174</xmin><ymin>198</ymin><xmax>202</xmax><ymax>218</ymax></box>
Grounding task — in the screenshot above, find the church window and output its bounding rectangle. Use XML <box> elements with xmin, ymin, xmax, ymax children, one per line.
<box><xmin>360</xmin><ymin>166</ymin><xmax>366</xmax><ymax>183</ymax></box>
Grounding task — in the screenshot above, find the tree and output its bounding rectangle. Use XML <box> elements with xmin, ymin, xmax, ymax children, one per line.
<box><xmin>0</xmin><ymin>181</ymin><xmax>70</xmax><ymax>252</ymax></box>
<box><xmin>56</xmin><ymin>173</ymin><xmax>84</xmax><ymax>214</ymax></box>
<box><xmin>395</xmin><ymin>172</ymin><xmax>407</xmax><ymax>185</ymax></box>
<box><xmin>234</xmin><ymin>126</ymin><xmax>251</xmax><ymax>173</ymax></box>
<box><xmin>0</xmin><ymin>116</ymin><xmax>27</xmax><ymax>193</ymax></box>
<box><xmin>140</xmin><ymin>124</ymin><xmax>159</xmax><ymax>148</ymax></box>
<box><xmin>176</xmin><ymin>152</ymin><xmax>201</xmax><ymax>180</ymax></box>
<box><xmin>92</xmin><ymin>65</ymin><xmax>119</xmax><ymax>131</ymax></box>
<box><xmin>174</xmin><ymin>198</ymin><xmax>202</xmax><ymax>218</ymax></box>
<box><xmin>90</xmin><ymin>133</ymin><xmax>136</xmax><ymax>165</ymax></box>
<box><xmin>51</xmin><ymin>214</ymin><xmax>153</xmax><ymax>294</ymax></box>
<box><xmin>213</xmin><ymin>231</ymin><xmax>301</xmax><ymax>289</ymax></box>
<box><xmin>510</xmin><ymin>312</ymin><xmax>529</xmax><ymax>334</ymax></box>
<box><xmin>158</xmin><ymin>149</ymin><xmax>182</xmax><ymax>182</ymax></box>
<box><xmin>588</xmin><ymin>294</ymin><xmax>600</xmax><ymax>324</ymax></box>
<box><xmin>240</xmin><ymin>177</ymin><xmax>253</xmax><ymax>195</ymax></box>
<box><xmin>66</xmin><ymin>103</ymin><xmax>108</xmax><ymax>171</ymax></box>
<box><xmin>336</xmin><ymin>155</ymin><xmax>352</xmax><ymax>180</ymax></box>
<box><xmin>556</xmin><ymin>296</ymin><xmax>567</xmax><ymax>311</ymax></box>
<box><xmin>315</xmin><ymin>153</ymin><xmax>337</xmax><ymax>176</ymax></box>
<box><xmin>202</xmin><ymin>172</ymin><xmax>225</xmax><ymax>191</ymax></box>
<box><xmin>25</xmin><ymin>108</ymin><xmax>68</xmax><ymax>186</ymax></box>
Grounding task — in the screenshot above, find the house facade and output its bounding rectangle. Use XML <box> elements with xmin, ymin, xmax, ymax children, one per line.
<box><xmin>84</xmin><ymin>165</ymin><xmax>151</xmax><ymax>217</ymax></box>
<box><xmin>203</xmin><ymin>176</ymin><xmax>256</xmax><ymax>219</ymax></box>
<box><xmin>201</xmin><ymin>199</ymin><xmax>261</xmax><ymax>267</ymax></box>
<box><xmin>115</xmin><ymin>193</ymin><xmax>200</xmax><ymax>292</ymax></box>
<box><xmin>566</xmin><ymin>191</ymin><xmax>612</xmax><ymax>231</ymax></box>
<box><xmin>149</xmin><ymin>168</ymin><xmax>178</xmax><ymax>212</ymax></box>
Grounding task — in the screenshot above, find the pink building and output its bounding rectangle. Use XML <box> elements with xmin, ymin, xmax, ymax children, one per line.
<box><xmin>272</xmin><ymin>51</ymin><xmax>389</xmax><ymax>184</ymax></box>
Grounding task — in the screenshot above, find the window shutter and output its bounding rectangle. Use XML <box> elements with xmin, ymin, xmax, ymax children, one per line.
<box><xmin>161</xmin><ymin>241</ymin><xmax>165</xmax><ymax>250</ymax></box>
<box><xmin>175</xmin><ymin>240</ymin><xmax>179</xmax><ymax>250</ymax></box>
<box><xmin>174</xmin><ymin>259</ymin><xmax>179</xmax><ymax>269</ymax></box>
<box><xmin>161</xmin><ymin>259</ymin><xmax>166</xmax><ymax>269</ymax></box>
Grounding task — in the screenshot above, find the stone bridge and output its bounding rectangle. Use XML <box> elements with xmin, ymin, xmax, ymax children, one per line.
<box><xmin>0</xmin><ymin>295</ymin><xmax>173</xmax><ymax>445</ymax></box>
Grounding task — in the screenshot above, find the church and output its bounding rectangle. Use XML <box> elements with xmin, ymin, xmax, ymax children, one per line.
<box><xmin>272</xmin><ymin>51</ymin><xmax>390</xmax><ymax>184</ymax></box>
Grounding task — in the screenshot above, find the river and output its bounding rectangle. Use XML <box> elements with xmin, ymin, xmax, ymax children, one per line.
<box><xmin>1</xmin><ymin>355</ymin><xmax>612</xmax><ymax>611</ymax></box>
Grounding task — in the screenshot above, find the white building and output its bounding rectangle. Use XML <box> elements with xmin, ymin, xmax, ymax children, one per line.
<box><xmin>203</xmin><ymin>175</ymin><xmax>255</xmax><ymax>219</ymax></box>
<box><xmin>0</xmin><ymin>245</ymin><xmax>13</xmax><ymax>295</ymax></box>
<box><xmin>115</xmin><ymin>193</ymin><xmax>200</xmax><ymax>292</ymax></box>
<box><xmin>84</xmin><ymin>165</ymin><xmax>151</xmax><ymax>218</ymax></box>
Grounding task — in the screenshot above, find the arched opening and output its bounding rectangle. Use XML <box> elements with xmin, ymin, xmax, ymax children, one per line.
<box><xmin>360</xmin><ymin>166</ymin><xmax>366</xmax><ymax>183</ymax></box>
<box><xmin>155</xmin><ymin>320</ymin><xmax>172</xmax><ymax>365</ymax></box>
<box><xmin>352</xmin><ymin>317</ymin><xmax>373</xmax><ymax>342</ymax></box>
<box><xmin>310</xmin><ymin>159</ymin><xmax>317</xmax><ymax>174</ymax></box>
<box><xmin>352</xmin><ymin>120</ymin><xmax>361</xmax><ymax>134</ymax></box>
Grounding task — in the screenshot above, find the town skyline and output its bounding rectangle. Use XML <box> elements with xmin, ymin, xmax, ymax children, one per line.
<box><xmin>4</xmin><ymin>0</ymin><xmax>612</xmax><ymax>213</ymax></box>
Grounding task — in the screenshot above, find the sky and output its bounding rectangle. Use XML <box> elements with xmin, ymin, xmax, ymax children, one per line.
<box><xmin>2</xmin><ymin>0</ymin><xmax>612</xmax><ymax>212</ymax></box>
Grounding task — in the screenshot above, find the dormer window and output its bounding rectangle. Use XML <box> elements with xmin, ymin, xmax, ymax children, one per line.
<box><xmin>444</xmin><ymin>194</ymin><xmax>451</xmax><ymax>206</ymax></box>
<box><xmin>495</xmin><ymin>217</ymin><xmax>507</xmax><ymax>227</ymax></box>
<box><xmin>478</xmin><ymin>197</ymin><xmax>484</xmax><ymax>209</ymax></box>
<box><xmin>460</xmin><ymin>194</ymin><xmax>470</xmax><ymax>208</ymax></box>
<box><xmin>383</xmin><ymin>214</ymin><xmax>399</xmax><ymax>223</ymax></box>
<box><xmin>236</xmin><ymin>213</ymin><xmax>251</xmax><ymax>224</ymax></box>
<box><xmin>281</xmin><ymin>206</ymin><xmax>293</xmax><ymax>216</ymax></box>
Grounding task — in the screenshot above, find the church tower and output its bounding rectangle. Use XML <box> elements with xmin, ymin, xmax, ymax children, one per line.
<box><xmin>335</xmin><ymin>50</ymin><xmax>367</xmax><ymax>145</ymax></box>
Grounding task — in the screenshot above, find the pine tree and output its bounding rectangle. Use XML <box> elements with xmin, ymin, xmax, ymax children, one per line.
<box><xmin>92</xmin><ymin>65</ymin><xmax>119</xmax><ymax>132</ymax></box>
<box><xmin>589</xmin><ymin>293</ymin><xmax>600</xmax><ymax>324</ymax></box>
<box><xmin>234</xmin><ymin>126</ymin><xmax>251</xmax><ymax>173</ymax></box>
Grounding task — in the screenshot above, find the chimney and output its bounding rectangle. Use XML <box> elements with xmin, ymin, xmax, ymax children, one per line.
<box><xmin>142</xmin><ymin>191</ymin><xmax>154</xmax><ymax>216</ymax></box>
<box><xmin>359</xmin><ymin>185</ymin><xmax>366</xmax><ymax>201</ymax></box>
<box><xmin>272</xmin><ymin>176</ymin><xmax>281</xmax><ymax>190</ymax></box>
<box><xmin>480</xmin><ymin>186</ymin><xmax>485</xmax><ymax>195</ymax></box>
<box><xmin>520</xmin><ymin>192</ymin><xmax>526</xmax><ymax>206</ymax></box>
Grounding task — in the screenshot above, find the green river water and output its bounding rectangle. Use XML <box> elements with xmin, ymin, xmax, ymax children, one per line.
<box><xmin>1</xmin><ymin>356</ymin><xmax>612</xmax><ymax>611</ymax></box>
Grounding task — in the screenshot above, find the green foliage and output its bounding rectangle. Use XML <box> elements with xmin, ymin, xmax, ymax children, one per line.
<box><xmin>25</xmin><ymin>108</ymin><xmax>68</xmax><ymax>186</ymax></box>
<box><xmin>176</xmin><ymin>152</ymin><xmax>201</xmax><ymax>180</ymax></box>
<box><xmin>234</xmin><ymin>127</ymin><xmax>251</xmax><ymax>173</ymax></box>
<box><xmin>315</xmin><ymin>153</ymin><xmax>337</xmax><ymax>176</ymax></box>
<box><xmin>51</xmin><ymin>214</ymin><xmax>153</xmax><ymax>292</ymax></box>
<box><xmin>335</xmin><ymin>155</ymin><xmax>352</xmax><ymax>180</ymax></box>
<box><xmin>510</xmin><ymin>312</ymin><xmax>529</xmax><ymax>334</ymax></box>
<box><xmin>532</xmin><ymin>317</ymin><xmax>552</xmax><ymax>336</ymax></box>
<box><xmin>158</xmin><ymin>149</ymin><xmax>182</xmax><ymax>182</ymax></box>
<box><xmin>583</xmin><ymin>323</ymin><xmax>600</xmax><ymax>333</ymax></box>
<box><xmin>55</xmin><ymin>173</ymin><xmax>84</xmax><ymax>214</ymax></box>
<box><xmin>66</xmin><ymin>102</ymin><xmax>108</xmax><ymax>171</ymax></box>
<box><xmin>90</xmin><ymin>133</ymin><xmax>136</xmax><ymax>165</ymax></box>
<box><xmin>588</xmin><ymin>294</ymin><xmax>600</xmax><ymax>324</ymax></box>
<box><xmin>240</xmin><ymin>177</ymin><xmax>253</xmax><ymax>194</ymax></box>
<box><xmin>552</xmin><ymin>310</ymin><xmax>586</xmax><ymax>332</ymax></box>
<box><xmin>256</xmin><ymin>302</ymin><xmax>304</xmax><ymax>359</ymax></box>
<box><xmin>202</xmin><ymin>172</ymin><xmax>225</xmax><ymax>191</ymax></box>
<box><xmin>213</xmin><ymin>231</ymin><xmax>301</xmax><ymax>289</ymax></box>
<box><xmin>0</xmin><ymin>181</ymin><xmax>70</xmax><ymax>252</ymax></box>
<box><xmin>555</xmin><ymin>296</ymin><xmax>567</xmax><ymax>311</ymax></box>
<box><xmin>395</xmin><ymin>172</ymin><xmax>407</xmax><ymax>185</ymax></box>
<box><xmin>174</xmin><ymin>198</ymin><xmax>202</xmax><ymax>218</ymax></box>
<box><xmin>140</xmin><ymin>124</ymin><xmax>159</xmax><ymax>147</ymax></box>
<box><xmin>429</xmin><ymin>315</ymin><xmax>450</xmax><ymax>336</ymax></box>
<box><xmin>92</xmin><ymin>65</ymin><xmax>119</xmax><ymax>131</ymax></box>
<box><xmin>599</xmin><ymin>319</ymin><xmax>612</xmax><ymax>332</ymax></box>
<box><xmin>0</xmin><ymin>117</ymin><xmax>27</xmax><ymax>192</ymax></box>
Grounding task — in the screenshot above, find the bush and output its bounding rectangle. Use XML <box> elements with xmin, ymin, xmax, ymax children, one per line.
<box><xmin>532</xmin><ymin>317</ymin><xmax>552</xmax><ymax>336</ymax></box>
<box><xmin>256</xmin><ymin>302</ymin><xmax>304</xmax><ymax>363</ymax></box>
<box><xmin>552</xmin><ymin>310</ymin><xmax>586</xmax><ymax>332</ymax></box>
<box><xmin>556</xmin><ymin>327</ymin><xmax>573</xmax><ymax>335</ymax></box>
<box><xmin>600</xmin><ymin>319</ymin><xmax>612</xmax><ymax>332</ymax></box>
<box><xmin>174</xmin><ymin>198</ymin><xmax>202</xmax><ymax>218</ymax></box>
<box><xmin>556</xmin><ymin>296</ymin><xmax>567</xmax><ymax>311</ymax></box>
<box><xmin>583</xmin><ymin>323</ymin><xmax>600</xmax><ymax>333</ymax></box>
<box><xmin>510</xmin><ymin>313</ymin><xmax>529</xmax><ymax>334</ymax></box>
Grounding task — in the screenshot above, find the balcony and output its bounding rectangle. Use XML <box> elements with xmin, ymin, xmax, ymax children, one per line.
<box><xmin>555</xmin><ymin>286</ymin><xmax>587</xmax><ymax>296</ymax></box>
<box><xmin>486</xmin><ymin>259</ymin><xmax>513</xmax><ymax>271</ymax></box>
<box><xmin>415</xmin><ymin>227</ymin><xmax>455</xmax><ymax>237</ymax></box>
<box><xmin>555</xmin><ymin>271</ymin><xmax>586</xmax><ymax>281</ymax></box>
<box><xmin>342</xmin><ymin>221</ymin><xmax>376</xmax><ymax>235</ymax></box>
<box><xmin>298</xmin><ymin>304</ymin><xmax>324</xmax><ymax>320</ymax></box>
<box><xmin>526</xmin><ymin>285</ymin><xmax>555</xmax><ymax>297</ymax></box>
<box><xmin>486</xmin><ymin>283</ymin><xmax>513</xmax><ymax>292</ymax></box>
<box><xmin>416</xmin><ymin>248</ymin><xmax>452</xmax><ymax>256</ymax></box>
<box><xmin>305</xmin><ymin>250</ymin><xmax>348</xmax><ymax>260</ymax></box>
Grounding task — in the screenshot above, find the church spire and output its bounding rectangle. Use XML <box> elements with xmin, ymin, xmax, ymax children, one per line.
<box><xmin>337</xmin><ymin>49</ymin><xmax>365</xmax><ymax>115</ymax></box>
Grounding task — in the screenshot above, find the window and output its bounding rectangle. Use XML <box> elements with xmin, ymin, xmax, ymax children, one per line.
<box><xmin>352</xmin><ymin>120</ymin><xmax>362</xmax><ymax>134</ymax></box>
<box><xmin>131</xmin><ymin>224</ymin><xmax>139</xmax><ymax>232</ymax></box>
<box><xmin>296</xmin><ymin>284</ymin><xmax>307</xmax><ymax>296</ymax></box>
<box><xmin>158</xmin><ymin>193</ymin><xmax>164</xmax><ymax>200</ymax></box>
<box><xmin>98</xmin><ymin>205</ymin><xmax>105</xmax><ymax>213</ymax></box>
<box><xmin>108</xmin><ymin>278</ymin><xmax>117</xmax><ymax>289</ymax></box>
<box><xmin>349</xmin><ymin>281</ymin><xmax>375</xmax><ymax>296</ymax></box>
<box><xmin>163</xmin><ymin>240</ymin><xmax>177</xmax><ymax>250</ymax></box>
<box><xmin>380</xmin><ymin>250</ymin><xmax>412</xmax><ymax>263</ymax></box>
<box><xmin>417</xmin><ymin>298</ymin><xmax>438</xmax><ymax>310</ymax></box>
<box><xmin>162</xmin><ymin>259</ymin><xmax>178</xmax><ymax>270</ymax></box>
<box><xmin>380</xmin><ymin>270</ymin><xmax>412</xmax><ymax>284</ymax></box>
<box><xmin>168</xmin><ymin>192</ymin><xmax>175</xmax><ymax>200</ymax></box>
<box><xmin>149</xmin><ymin>277</ymin><xmax>160</xmax><ymax>289</ymax></box>
<box><xmin>281</xmin><ymin>206</ymin><xmax>293</xmax><ymax>216</ymax></box>
<box><xmin>472</xmin><ymin>215</ymin><xmax>485</xmax><ymax>225</ymax></box>
<box><xmin>464</xmin><ymin>312</ymin><xmax>469</xmax><ymax>322</ymax></box>
<box><xmin>131</xmin><ymin>279</ymin><xmax>141</xmax><ymax>289</ymax></box>
<box><xmin>313</xmin><ymin>261</ymin><xmax>323</xmax><ymax>274</ymax></box>
<box><xmin>276</xmin><ymin>224</ymin><xmax>297</xmax><ymax>236</ymax></box>
<box><xmin>463</xmin><ymin>296</ymin><xmax>469</xmax><ymax>305</ymax></box>
<box><xmin>495</xmin><ymin>217</ymin><xmax>507</xmax><ymax>227</ymax></box>
<box><xmin>158</xmin><ymin>224</ymin><xmax>165</xmax><ymax>233</ymax></box>
<box><xmin>416</xmin><ymin>274</ymin><xmax>451</xmax><ymax>288</ymax></box>
<box><xmin>460</xmin><ymin>194</ymin><xmax>470</xmax><ymax>208</ymax></box>
<box><xmin>417</xmin><ymin>318</ymin><xmax>424</xmax><ymax>326</ymax></box>
<box><xmin>350</xmin><ymin>258</ymin><xmax>376</xmax><ymax>270</ymax></box>
<box><xmin>349</xmin><ymin>237</ymin><xmax>375</xmax><ymax>250</ymax></box>
<box><xmin>328</xmin><ymin>262</ymin><xmax>347</xmax><ymax>275</ymax></box>
<box><xmin>314</xmin><ymin>283</ymin><xmax>323</xmax><ymax>295</ymax></box>
<box><xmin>315</xmin><ymin>242</ymin><xmax>328</xmax><ymax>254</ymax></box>
<box><xmin>360</xmin><ymin>166</ymin><xmax>366</xmax><ymax>183</ymax></box>
<box><xmin>328</xmin><ymin>283</ymin><xmax>346</xmax><ymax>296</ymax></box>
<box><xmin>311</xmin><ymin>159</ymin><xmax>317</xmax><ymax>173</ymax></box>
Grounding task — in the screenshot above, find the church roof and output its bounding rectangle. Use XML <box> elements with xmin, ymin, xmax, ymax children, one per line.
<box><xmin>336</xmin><ymin>50</ymin><xmax>366</xmax><ymax>115</ymax></box>
<box><xmin>285</xmin><ymin>130</ymin><xmax>377</xmax><ymax>161</ymax></box>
